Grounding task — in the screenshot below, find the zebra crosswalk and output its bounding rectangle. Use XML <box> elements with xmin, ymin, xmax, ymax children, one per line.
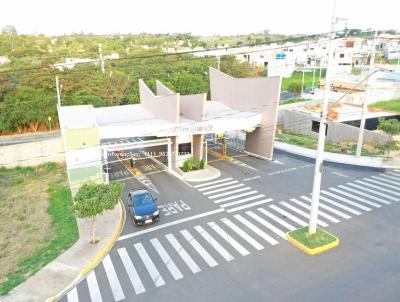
<box><xmin>62</xmin><ymin>171</ymin><xmax>400</xmax><ymax>302</ymax></box>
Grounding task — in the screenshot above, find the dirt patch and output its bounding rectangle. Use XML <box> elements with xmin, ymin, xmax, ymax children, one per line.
<box><xmin>0</xmin><ymin>163</ymin><xmax>65</xmax><ymax>281</ymax></box>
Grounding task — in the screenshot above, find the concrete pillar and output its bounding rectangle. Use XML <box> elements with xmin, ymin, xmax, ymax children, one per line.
<box><xmin>192</xmin><ymin>134</ymin><xmax>204</xmax><ymax>161</ymax></box>
<box><xmin>170</xmin><ymin>136</ymin><xmax>178</xmax><ymax>169</ymax></box>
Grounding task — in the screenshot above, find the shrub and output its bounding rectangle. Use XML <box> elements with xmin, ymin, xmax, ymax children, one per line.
<box><xmin>288</xmin><ymin>82</ymin><xmax>302</xmax><ymax>96</ymax></box>
<box><xmin>199</xmin><ymin>159</ymin><xmax>205</xmax><ymax>169</ymax></box>
<box><xmin>182</xmin><ymin>160</ymin><xmax>190</xmax><ymax>172</ymax></box>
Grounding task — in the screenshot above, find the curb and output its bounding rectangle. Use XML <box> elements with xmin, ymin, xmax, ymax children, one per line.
<box><xmin>45</xmin><ymin>200</ymin><xmax>126</xmax><ymax>302</ymax></box>
<box><xmin>286</xmin><ymin>231</ymin><xmax>339</xmax><ymax>255</ymax></box>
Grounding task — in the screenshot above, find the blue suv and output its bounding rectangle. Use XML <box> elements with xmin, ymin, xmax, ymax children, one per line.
<box><xmin>127</xmin><ymin>190</ymin><xmax>160</xmax><ymax>225</ymax></box>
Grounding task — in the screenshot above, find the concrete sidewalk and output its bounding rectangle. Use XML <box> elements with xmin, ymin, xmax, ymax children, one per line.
<box><xmin>274</xmin><ymin>141</ymin><xmax>400</xmax><ymax>169</ymax></box>
<box><xmin>0</xmin><ymin>202</ymin><xmax>124</xmax><ymax>302</ymax></box>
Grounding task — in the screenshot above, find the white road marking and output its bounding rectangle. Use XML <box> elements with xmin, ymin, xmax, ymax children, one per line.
<box><xmin>379</xmin><ymin>173</ymin><xmax>400</xmax><ymax>181</ymax></box>
<box><xmin>150</xmin><ymin>238</ymin><xmax>183</xmax><ymax>280</ymax></box>
<box><xmin>257</xmin><ymin>208</ymin><xmax>296</xmax><ymax>230</ymax></box>
<box><xmin>193</xmin><ymin>178</ymin><xmax>233</xmax><ymax>188</ymax></box>
<box><xmin>364</xmin><ymin>178</ymin><xmax>400</xmax><ymax>192</ymax></box>
<box><xmin>316</xmin><ymin>195</ymin><xmax>362</xmax><ymax>215</ymax></box>
<box><xmin>242</xmin><ymin>176</ymin><xmax>261</xmax><ymax>182</ymax></box>
<box><xmin>203</xmin><ymin>184</ymin><xmax>245</xmax><ymax>195</ymax></box>
<box><xmin>221</xmin><ymin>218</ymin><xmax>264</xmax><ymax>251</ymax></box>
<box><xmin>273</xmin><ymin>160</ymin><xmax>285</xmax><ymax>165</ymax></box>
<box><xmin>118</xmin><ymin>208</ymin><xmax>225</xmax><ymax>241</ymax></box>
<box><xmin>232</xmin><ymin>159</ymin><xmax>258</xmax><ymax>170</ymax></box>
<box><xmin>208</xmin><ymin>221</ymin><xmax>250</xmax><ymax>256</ymax></box>
<box><xmin>117</xmin><ymin>248</ymin><xmax>146</xmax><ymax>294</ymax></box>
<box><xmin>180</xmin><ymin>229</ymin><xmax>218</xmax><ymax>267</ymax></box>
<box><xmin>280</xmin><ymin>201</ymin><xmax>328</xmax><ymax>227</ymax></box>
<box><xmin>234</xmin><ymin>214</ymin><xmax>279</xmax><ymax>245</ymax></box>
<box><xmin>220</xmin><ymin>194</ymin><xmax>266</xmax><ymax>208</ymax></box>
<box><xmin>330</xmin><ymin>188</ymin><xmax>381</xmax><ymax>208</ymax></box>
<box><xmin>387</xmin><ymin>171</ymin><xmax>400</xmax><ymax>178</ymax></box>
<box><xmin>355</xmin><ymin>180</ymin><xmax>400</xmax><ymax>198</ymax></box>
<box><xmin>268</xmin><ymin>204</ymin><xmax>307</xmax><ymax>226</ymax></box>
<box><xmin>197</xmin><ymin>180</ymin><xmax>239</xmax><ymax>191</ymax></box>
<box><xmin>246</xmin><ymin>211</ymin><xmax>287</xmax><ymax>238</ymax></box>
<box><xmin>348</xmin><ymin>182</ymin><xmax>398</xmax><ymax>201</ymax></box>
<box><xmin>321</xmin><ymin>190</ymin><xmax>371</xmax><ymax>211</ymax></box>
<box><xmin>300</xmin><ymin>195</ymin><xmax>351</xmax><ymax>219</ymax></box>
<box><xmin>213</xmin><ymin>190</ymin><xmax>258</xmax><ymax>204</ymax></box>
<box><xmin>194</xmin><ymin>225</ymin><xmax>235</xmax><ymax>261</ymax></box>
<box><xmin>373</xmin><ymin>175</ymin><xmax>400</xmax><ymax>186</ymax></box>
<box><xmin>67</xmin><ymin>288</ymin><xmax>79</xmax><ymax>302</ymax></box>
<box><xmin>208</xmin><ymin>187</ymin><xmax>252</xmax><ymax>199</ymax></box>
<box><xmin>87</xmin><ymin>271</ymin><xmax>103</xmax><ymax>302</ymax></box>
<box><xmin>165</xmin><ymin>234</ymin><xmax>201</xmax><ymax>274</ymax></box>
<box><xmin>338</xmin><ymin>185</ymin><xmax>391</xmax><ymax>205</ymax></box>
<box><xmin>227</xmin><ymin>199</ymin><xmax>273</xmax><ymax>213</ymax></box>
<box><xmin>290</xmin><ymin>198</ymin><xmax>340</xmax><ymax>223</ymax></box>
<box><xmin>102</xmin><ymin>255</ymin><xmax>125</xmax><ymax>301</ymax></box>
<box><xmin>134</xmin><ymin>243</ymin><xmax>166</xmax><ymax>287</ymax></box>
<box><xmin>332</xmin><ymin>171</ymin><xmax>349</xmax><ymax>178</ymax></box>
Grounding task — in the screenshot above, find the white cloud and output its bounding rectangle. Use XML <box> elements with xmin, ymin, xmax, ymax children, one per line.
<box><xmin>0</xmin><ymin>0</ymin><xmax>399</xmax><ymax>36</ymax></box>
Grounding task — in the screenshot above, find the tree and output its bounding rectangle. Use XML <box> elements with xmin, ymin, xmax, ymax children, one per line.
<box><xmin>378</xmin><ymin>118</ymin><xmax>400</xmax><ymax>156</ymax></box>
<box><xmin>72</xmin><ymin>182</ymin><xmax>123</xmax><ymax>244</ymax></box>
<box><xmin>288</xmin><ymin>82</ymin><xmax>302</xmax><ymax>96</ymax></box>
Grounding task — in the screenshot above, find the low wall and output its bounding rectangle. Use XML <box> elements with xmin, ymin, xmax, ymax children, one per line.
<box><xmin>0</xmin><ymin>137</ymin><xmax>65</xmax><ymax>168</ymax></box>
<box><xmin>279</xmin><ymin>109</ymin><xmax>390</xmax><ymax>144</ymax></box>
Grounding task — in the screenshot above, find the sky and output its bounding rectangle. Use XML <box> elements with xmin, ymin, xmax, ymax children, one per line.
<box><xmin>0</xmin><ymin>0</ymin><xmax>399</xmax><ymax>36</ymax></box>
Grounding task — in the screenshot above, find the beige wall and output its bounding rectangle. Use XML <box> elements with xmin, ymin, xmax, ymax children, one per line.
<box><xmin>192</xmin><ymin>134</ymin><xmax>204</xmax><ymax>161</ymax></box>
<box><xmin>0</xmin><ymin>137</ymin><xmax>65</xmax><ymax>168</ymax></box>
<box><xmin>180</xmin><ymin>94</ymin><xmax>206</xmax><ymax>122</ymax></box>
<box><xmin>139</xmin><ymin>80</ymin><xmax>180</xmax><ymax>123</ymax></box>
<box><xmin>156</xmin><ymin>80</ymin><xmax>175</xmax><ymax>96</ymax></box>
<box><xmin>209</xmin><ymin>67</ymin><xmax>281</xmax><ymax>159</ymax></box>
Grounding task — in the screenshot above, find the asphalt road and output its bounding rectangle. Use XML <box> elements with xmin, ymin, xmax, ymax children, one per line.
<box><xmin>59</xmin><ymin>148</ymin><xmax>400</xmax><ymax>302</ymax></box>
<box><xmin>0</xmin><ymin>131</ymin><xmax>60</xmax><ymax>146</ymax></box>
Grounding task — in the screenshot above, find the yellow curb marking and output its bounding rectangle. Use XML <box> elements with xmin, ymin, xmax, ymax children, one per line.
<box><xmin>286</xmin><ymin>231</ymin><xmax>339</xmax><ymax>255</ymax></box>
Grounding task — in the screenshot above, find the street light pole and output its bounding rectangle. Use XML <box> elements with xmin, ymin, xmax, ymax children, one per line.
<box><xmin>312</xmin><ymin>60</ymin><xmax>316</xmax><ymax>93</ymax></box>
<box><xmin>308</xmin><ymin>0</ymin><xmax>337</xmax><ymax>235</ymax></box>
<box><xmin>356</xmin><ymin>31</ymin><xmax>377</xmax><ymax>157</ymax></box>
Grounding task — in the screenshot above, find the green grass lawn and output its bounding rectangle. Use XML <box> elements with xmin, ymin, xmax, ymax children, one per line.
<box><xmin>275</xmin><ymin>129</ymin><xmax>385</xmax><ymax>156</ymax></box>
<box><xmin>280</xmin><ymin>98</ymin><xmax>311</xmax><ymax>105</ymax></box>
<box><xmin>281</xmin><ymin>69</ymin><xmax>326</xmax><ymax>92</ymax></box>
<box><xmin>369</xmin><ymin>99</ymin><xmax>400</xmax><ymax>113</ymax></box>
<box><xmin>0</xmin><ymin>163</ymin><xmax>78</xmax><ymax>296</ymax></box>
<box><xmin>288</xmin><ymin>226</ymin><xmax>337</xmax><ymax>249</ymax></box>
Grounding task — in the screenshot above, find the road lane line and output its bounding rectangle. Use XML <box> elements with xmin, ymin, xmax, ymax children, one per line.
<box><xmin>165</xmin><ymin>234</ymin><xmax>201</xmax><ymax>274</ymax></box>
<box><xmin>221</xmin><ymin>218</ymin><xmax>264</xmax><ymax>251</ymax></box>
<box><xmin>213</xmin><ymin>190</ymin><xmax>258</xmax><ymax>204</ymax></box>
<box><xmin>208</xmin><ymin>187</ymin><xmax>252</xmax><ymax>199</ymax></box>
<box><xmin>257</xmin><ymin>208</ymin><xmax>296</xmax><ymax>230</ymax></box>
<box><xmin>118</xmin><ymin>208</ymin><xmax>225</xmax><ymax>241</ymax></box>
<box><xmin>268</xmin><ymin>205</ymin><xmax>307</xmax><ymax>226</ymax></box>
<box><xmin>338</xmin><ymin>185</ymin><xmax>391</xmax><ymax>205</ymax></box>
<box><xmin>234</xmin><ymin>214</ymin><xmax>279</xmax><ymax>245</ymax></box>
<box><xmin>102</xmin><ymin>255</ymin><xmax>125</xmax><ymax>301</ymax></box>
<box><xmin>134</xmin><ymin>243</ymin><xmax>166</xmax><ymax>287</ymax></box>
<box><xmin>203</xmin><ymin>184</ymin><xmax>245</xmax><ymax>195</ymax></box>
<box><xmin>227</xmin><ymin>199</ymin><xmax>273</xmax><ymax>213</ymax></box>
<box><xmin>246</xmin><ymin>211</ymin><xmax>286</xmax><ymax>238</ymax></box>
<box><xmin>364</xmin><ymin>178</ymin><xmax>400</xmax><ymax>192</ymax></box>
<box><xmin>300</xmin><ymin>196</ymin><xmax>351</xmax><ymax>219</ymax></box>
<box><xmin>87</xmin><ymin>271</ymin><xmax>103</xmax><ymax>302</ymax></box>
<box><xmin>193</xmin><ymin>178</ymin><xmax>233</xmax><ymax>188</ymax></box>
<box><xmin>197</xmin><ymin>180</ymin><xmax>239</xmax><ymax>191</ymax></box>
<box><xmin>373</xmin><ymin>175</ymin><xmax>400</xmax><ymax>186</ymax></box>
<box><xmin>355</xmin><ymin>180</ymin><xmax>400</xmax><ymax>198</ymax></box>
<box><xmin>329</xmin><ymin>188</ymin><xmax>381</xmax><ymax>208</ymax></box>
<box><xmin>67</xmin><ymin>288</ymin><xmax>79</xmax><ymax>302</ymax></box>
<box><xmin>290</xmin><ymin>198</ymin><xmax>340</xmax><ymax>223</ymax></box>
<box><xmin>220</xmin><ymin>194</ymin><xmax>266</xmax><ymax>208</ymax></box>
<box><xmin>280</xmin><ymin>201</ymin><xmax>328</xmax><ymax>227</ymax></box>
<box><xmin>321</xmin><ymin>190</ymin><xmax>371</xmax><ymax>211</ymax></box>
<box><xmin>180</xmin><ymin>229</ymin><xmax>218</xmax><ymax>267</ymax></box>
<box><xmin>208</xmin><ymin>221</ymin><xmax>250</xmax><ymax>256</ymax></box>
<box><xmin>348</xmin><ymin>182</ymin><xmax>398</xmax><ymax>201</ymax></box>
<box><xmin>150</xmin><ymin>238</ymin><xmax>183</xmax><ymax>280</ymax></box>
<box><xmin>117</xmin><ymin>248</ymin><xmax>146</xmax><ymax>294</ymax></box>
<box><xmin>194</xmin><ymin>225</ymin><xmax>235</xmax><ymax>261</ymax></box>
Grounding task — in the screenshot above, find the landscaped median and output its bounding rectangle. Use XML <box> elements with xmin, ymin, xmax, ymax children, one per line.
<box><xmin>286</xmin><ymin>226</ymin><xmax>339</xmax><ymax>255</ymax></box>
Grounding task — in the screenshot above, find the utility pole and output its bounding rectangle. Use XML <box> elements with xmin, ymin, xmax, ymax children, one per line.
<box><xmin>356</xmin><ymin>31</ymin><xmax>377</xmax><ymax>157</ymax></box>
<box><xmin>312</xmin><ymin>60</ymin><xmax>316</xmax><ymax>93</ymax></box>
<box><xmin>217</xmin><ymin>56</ymin><xmax>221</xmax><ymax>70</ymax></box>
<box><xmin>55</xmin><ymin>76</ymin><xmax>61</xmax><ymax>107</ymax></box>
<box><xmin>308</xmin><ymin>0</ymin><xmax>337</xmax><ymax>235</ymax></box>
<box><xmin>99</xmin><ymin>43</ymin><xmax>105</xmax><ymax>75</ymax></box>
